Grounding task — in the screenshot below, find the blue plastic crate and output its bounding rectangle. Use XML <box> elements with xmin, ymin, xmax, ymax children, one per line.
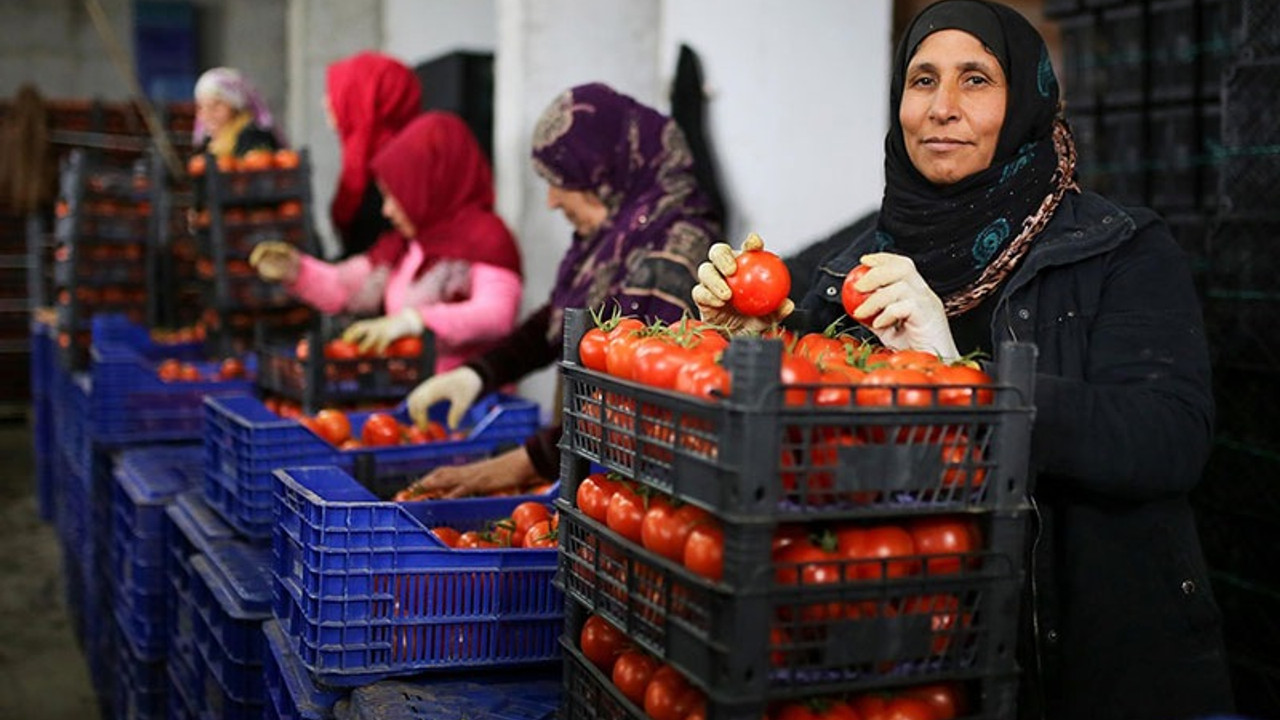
<box><xmin>340</xmin><ymin>676</ymin><xmax>561</xmax><ymax>720</ymax></box>
<box><xmin>114</xmin><ymin>616</ymin><xmax>168</xmax><ymax>720</ymax></box>
<box><xmin>203</xmin><ymin>392</ymin><xmax>539</xmax><ymax>538</ymax></box>
<box><xmin>191</xmin><ymin>543</ymin><xmax>273</xmax><ymax>665</ymax></box>
<box><xmin>55</xmin><ymin>370</ymin><xmax>92</xmax><ymax>479</ymax></box>
<box><xmin>166</xmin><ymin>490</ymin><xmax>241</xmax><ymax>663</ymax></box>
<box><xmin>189</xmin><ymin>611</ymin><xmax>266</xmax><ymax>720</ymax></box>
<box><xmin>263</xmin><ymin>619</ymin><xmax>344</xmax><ymax>720</ymax></box>
<box><xmin>272</xmin><ymin>466</ymin><xmax>563</xmax><ymax>686</ymax></box>
<box><xmin>89</xmin><ymin>315</ymin><xmax>255</xmax><ymax>446</ymax></box>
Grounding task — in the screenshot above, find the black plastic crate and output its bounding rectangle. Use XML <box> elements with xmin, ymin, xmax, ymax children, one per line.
<box><xmin>253</xmin><ymin>316</ymin><xmax>437</xmax><ymax>414</ymax></box>
<box><xmin>560</xmin><ymin>639</ymin><xmax>1020</xmax><ymax>720</ymax></box>
<box><xmin>1220</xmin><ymin>59</ymin><xmax>1280</xmax><ymax>216</ymax></box>
<box><xmin>558</xmin><ymin>311</ymin><xmax>1035</xmax><ymax>522</ymax></box>
<box><xmin>1201</xmin><ymin>0</ymin><xmax>1241</xmax><ymax>101</ymax></box>
<box><xmin>1066</xmin><ymin>111</ymin><xmax>1102</xmax><ymax>192</ymax></box>
<box><xmin>1201</xmin><ymin>102</ymin><xmax>1222</xmax><ymax>214</ymax></box>
<box><xmin>1148</xmin><ymin>104</ymin><xmax>1198</xmax><ymax>213</ymax></box>
<box><xmin>1238</xmin><ymin>0</ymin><xmax>1280</xmax><ymax>61</ymax></box>
<box><xmin>1083</xmin><ymin>0</ymin><xmax>1124</xmax><ymax>7</ymax></box>
<box><xmin>1205</xmin><ymin>216</ymin><xmax>1280</xmax><ymax>297</ymax></box>
<box><xmin>1149</xmin><ymin>0</ymin><xmax>1198</xmax><ymax>103</ymax></box>
<box><xmin>1099</xmin><ymin>5</ymin><xmax>1146</xmax><ymax>108</ymax></box>
<box><xmin>557</xmin><ymin>501</ymin><xmax>1025</xmax><ymax>700</ymax></box>
<box><xmin>1098</xmin><ymin>110</ymin><xmax>1148</xmax><ymax>207</ymax></box>
<box><xmin>1058</xmin><ymin>13</ymin><xmax>1100</xmax><ymax>111</ymax></box>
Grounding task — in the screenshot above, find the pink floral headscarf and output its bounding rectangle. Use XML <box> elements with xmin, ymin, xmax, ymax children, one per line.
<box><xmin>192</xmin><ymin>67</ymin><xmax>284</xmax><ymax>146</ymax></box>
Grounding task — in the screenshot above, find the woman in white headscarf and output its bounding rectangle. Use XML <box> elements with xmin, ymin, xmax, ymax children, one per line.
<box><xmin>192</xmin><ymin>67</ymin><xmax>284</xmax><ymax>159</ymax></box>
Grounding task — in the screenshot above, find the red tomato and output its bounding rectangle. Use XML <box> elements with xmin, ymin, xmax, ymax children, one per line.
<box><xmin>402</xmin><ymin>425</ymin><xmax>430</xmax><ymax>444</ymax></box>
<box><xmin>522</xmin><ymin>520</ymin><xmax>557</xmax><ymax>548</ymax></box>
<box><xmin>641</xmin><ymin>500</ymin><xmax>710</xmax><ymax>563</ymax></box>
<box><xmin>578</xmin><ymin>327</ymin><xmax>610</xmax><ymax>371</ymax></box>
<box><xmin>576</xmin><ymin>472</ymin><xmax>623</xmax><ymax>523</ymax></box>
<box><xmin>940</xmin><ymin>433</ymin><xmax>987</xmax><ymax>488</ymax></box>
<box><xmin>683</xmin><ymin>522</ymin><xmax>724</xmax><ymax>581</ymax></box>
<box><xmin>780</xmin><ymin>353</ymin><xmax>822</xmax><ymax>406</ymax></box>
<box><xmin>815</xmin><ymin>364</ymin><xmax>866</xmax><ymax>407</ymax></box>
<box><xmin>295</xmin><ymin>338</ymin><xmax>310</xmax><ymax>361</ymax></box>
<box><xmin>313</xmin><ymin>409</ymin><xmax>352</xmax><ymax>445</ymax></box>
<box><xmin>725</xmin><ymin>249</ymin><xmax>791</xmax><ymax>317</ymax></box>
<box><xmin>673</xmin><ymin>358</ymin><xmax>730</xmax><ymax>400</ymax></box>
<box><xmin>361</xmin><ymin>413</ymin><xmax>402</xmax><ymax>447</ymax></box>
<box><xmin>841</xmin><ymin>264</ymin><xmax>876</xmax><ymax>324</ymax></box>
<box><xmin>776</xmin><ymin>699</ymin><xmax>862</xmax><ymax>720</ymax></box>
<box><xmin>324</xmin><ymin>339</ymin><xmax>360</xmax><ymax>360</ymax></box>
<box><xmin>604</xmin><ymin>322</ymin><xmax>645</xmax><ymax>380</ymax></box>
<box><xmin>643</xmin><ymin>665</ymin><xmax>696</xmax><ymax>720</ymax></box>
<box><xmin>884</xmin><ymin>349</ymin><xmax>943</xmax><ymax>372</ymax></box>
<box><xmin>431</xmin><ymin>527</ymin><xmax>461</xmax><ymax>547</ymax></box>
<box><xmin>794</xmin><ymin>332</ymin><xmax>856</xmax><ymax>366</ymax></box>
<box><xmin>579</xmin><ymin>614</ymin><xmax>626</xmax><ymax>673</ymax></box>
<box><xmin>633</xmin><ymin>337</ymin><xmax>698</xmax><ymax>390</ymax></box>
<box><xmin>605</xmin><ymin>484</ymin><xmax>646</xmax><ymax>543</ymax></box>
<box><xmin>178</xmin><ymin>363</ymin><xmax>202</xmax><ymax>381</ymax></box>
<box><xmin>909</xmin><ymin>517</ymin><xmax>978</xmax><ymax>576</ymax></box>
<box><xmin>216</xmin><ymin>357</ymin><xmax>246</xmax><ymax>380</ymax></box>
<box><xmin>855</xmin><ymin>367</ymin><xmax>935</xmax><ymax>407</ymax></box>
<box><xmin>899</xmin><ymin>683</ymin><xmax>966</xmax><ymax>719</ymax></box>
<box><xmin>386</xmin><ymin>336</ymin><xmax>423</xmax><ymax>358</ymax></box>
<box><xmin>854</xmin><ymin>525</ymin><xmax>919</xmax><ymax>580</ymax></box>
<box><xmin>512</xmin><ymin>501</ymin><xmax>551</xmax><ymax>542</ymax></box>
<box><xmin>930</xmin><ymin>364</ymin><xmax>995</xmax><ymax>406</ymax></box>
<box><xmin>156</xmin><ymin>358</ymin><xmax>182</xmax><ymax>382</ymax></box>
<box><xmin>611</xmin><ymin>650</ymin><xmax>659</xmax><ymax>705</ymax></box>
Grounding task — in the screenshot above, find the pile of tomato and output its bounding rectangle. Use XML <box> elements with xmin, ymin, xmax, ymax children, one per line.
<box><xmin>187</xmin><ymin>148</ymin><xmax>300</xmax><ymax>177</ymax></box>
<box><xmin>155</xmin><ymin>356</ymin><xmax>249</xmax><ymax>383</ymax></box>
<box><xmin>578</xmin><ymin>310</ymin><xmax>994</xmax><ymax>409</ymax></box>
<box><xmin>580</xmin><ymin>610</ymin><xmax>968</xmax><ymax>720</ymax></box>
<box><xmin>426</xmin><ymin>501</ymin><xmax>559</xmax><ymax>549</ymax></box>
<box><xmin>296</xmin><ymin>408</ymin><xmax>452</xmax><ymax>450</ymax></box>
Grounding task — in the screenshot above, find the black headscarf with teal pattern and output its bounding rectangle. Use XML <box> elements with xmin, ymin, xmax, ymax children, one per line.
<box><xmin>877</xmin><ymin>0</ymin><xmax>1062</xmax><ymax>306</ymax></box>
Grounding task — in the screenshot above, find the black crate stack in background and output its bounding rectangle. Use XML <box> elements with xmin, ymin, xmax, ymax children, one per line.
<box><xmin>1048</xmin><ymin>0</ymin><xmax>1279</xmax><ymax>714</ymax></box>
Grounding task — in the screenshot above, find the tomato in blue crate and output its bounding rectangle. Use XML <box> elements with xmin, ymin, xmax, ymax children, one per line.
<box><xmin>361</xmin><ymin>413</ymin><xmax>401</xmax><ymax>447</ymax></box>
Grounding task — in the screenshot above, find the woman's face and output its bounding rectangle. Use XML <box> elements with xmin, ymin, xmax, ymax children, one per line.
<box><xmin>196</xmin><ymin>95</ymin><xmax>238</xmax><ymax>137</ymax></box>
<box><xmin>378</xmin><ymin>183</ymin><xmax>416</xmax><ymax>237</ymax></box>
<box><xmin>899</xmin><ymin>29</ymin><xmax>1007</xmax><ymax>186</ymax></box>
<box><xmin>546</xmin><ymin>185</ymin><xmax>608</xmax><ymax>236</ymax></box>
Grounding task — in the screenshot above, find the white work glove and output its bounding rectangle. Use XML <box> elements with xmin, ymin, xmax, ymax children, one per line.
<box><xmin>342</xmin><ymin>308</ymin><xmax>424</xmax><ymax>355</ymax></box>
<box><xmin>248</xmin><ymin>240</ymin><xmax>301</xmax><ymax>284</ymax></box>
<box><xmin>407</xmin><ymin>365</ymin><xmax>483</xmax><ymax>431</ymax></box>
<box><xmin>850</xmin><ymin>252</ymin><xmax>960</xmax><ymax>361</ymax></box>
<box><xmin>691</xmin><ymin>233</ymin><xmax>796</xmax><ymax>335</ymax></box>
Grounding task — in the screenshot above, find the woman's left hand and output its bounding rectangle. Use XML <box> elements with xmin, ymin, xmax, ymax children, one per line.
<box><xmin>851</xmin><ymin>252</ymin><xmax>960</xmax><ymax>360</ymax></box>
<box><xmin>342</xmin><ymin>308</ymin><xmax>424</xmax><ymax>354</ymax></box>
<box><xmin>402</xmin><ymin>447</ymin><xmax>539</xmax><ymax>500</ymax></box>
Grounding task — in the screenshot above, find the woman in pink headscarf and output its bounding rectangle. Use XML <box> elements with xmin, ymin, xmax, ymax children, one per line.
<box><xmin>325</xmin><ymin>52</ymin><xmax>423</xmax><ymax>257</ymax></box>
<box><xmin>192</xmin><ymin>67</ymin><xmax>283</xmax><ymax>159</ymax></box>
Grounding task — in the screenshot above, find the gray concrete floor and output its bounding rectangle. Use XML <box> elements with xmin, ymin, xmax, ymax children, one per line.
<box><xmin>0</xmin><ymin>416</ymin><xmax>100</xmax><ymax>720</ymax></box>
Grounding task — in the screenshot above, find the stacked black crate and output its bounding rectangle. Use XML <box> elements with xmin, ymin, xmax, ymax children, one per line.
<box><xmin>555</xmin><ymin>309</ymin><xmax>1037</xmax><ymax>720</ymax></box>
<box><xmin>191</xmin><ymin>150</ymin><xmax>316</xmax><ymax>358</ymax></box>
<box><xmin>51</xmin><ymin>149</ymin><xmax>155</xmax><ymax>371</ymax></box>
<box><xmin>1194</xmin><ymin>2</ymin><xmax>1280</xmax><ymax>713</ymax></box>
<box><xmin>148</xmin><ymin>147</ymin><xmax>203</xmax><ymax>334</ymax></box>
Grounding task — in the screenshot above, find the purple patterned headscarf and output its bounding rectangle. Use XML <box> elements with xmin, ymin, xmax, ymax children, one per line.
<box><xmin>192</xmin><ymin>67</ymin><xmax>284</xmax><ymax>146</ymax></box>
<box><xmin>533</xmin><ymin>83</ymin><xmax>721</xmax><ymax>336</ymax></box>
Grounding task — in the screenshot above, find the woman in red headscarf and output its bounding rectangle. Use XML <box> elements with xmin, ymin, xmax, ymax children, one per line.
<box><xmin>325</xmin><ymin>51</ymin><xmax>422</xmax><ymax>257</ymax></box>
<box><xmin>249</xmin><ymin>112</ymin><xmax>523</xmax><ymax>373</ymax></box>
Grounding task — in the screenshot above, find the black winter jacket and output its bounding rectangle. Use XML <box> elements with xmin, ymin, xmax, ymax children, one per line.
<box><xmin>799</xmin><ymin>191</ymin><xmax>1234</xmax><ymax>720</ymax></box>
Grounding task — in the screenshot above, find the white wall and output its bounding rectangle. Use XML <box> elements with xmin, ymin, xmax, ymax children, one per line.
<box><xmin>383</xmin><ymin>0</ymin><xmax>496</xmax><ymax>67</ymax></box>
<box><xmin>659</xmin><ymin>0</ymin><xmax>891</xmax><ymax>256</ymax></box>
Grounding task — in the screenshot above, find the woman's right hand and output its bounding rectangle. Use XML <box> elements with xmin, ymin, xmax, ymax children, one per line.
<box><xmin>248</xmin><ymin>240</ymin><xmax>301</xmax><ymax>284</ymax></box>
<box><xmin>400</xmin><ymin>447</ymin><xmax>539</xmax><ymax>500</ymax></box>
<box><xmin>691</xmin><ymin>233</ymin><xmax>795</xmax><ymax>334</ymax></box>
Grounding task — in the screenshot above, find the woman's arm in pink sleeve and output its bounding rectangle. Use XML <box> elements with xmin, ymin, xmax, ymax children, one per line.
<box><xmin>416</xmin><ymin>263</ymin><xmax>522</xmax><ymax>346</ymax></box>
<box><xmin>286</xmin><ymin>254</ymin><xmax>374</xmax><ymax>314</ymax></box>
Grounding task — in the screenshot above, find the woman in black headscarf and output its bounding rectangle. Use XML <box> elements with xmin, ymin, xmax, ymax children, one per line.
<box><xmin>694</xmin><ymin>2</ymin><xmax>1234</xmax><ymax>718</ymax></box>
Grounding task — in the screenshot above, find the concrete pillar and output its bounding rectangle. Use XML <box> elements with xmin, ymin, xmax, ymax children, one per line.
<box><xmin>494</xmin><ymin>0</ymin><xmax>662</xmax><ymax>415</ymax></box>
<box><xmin>286</xmin><ymin>0</ymin><xmax>382</xmax><ymax>257</ymax></box>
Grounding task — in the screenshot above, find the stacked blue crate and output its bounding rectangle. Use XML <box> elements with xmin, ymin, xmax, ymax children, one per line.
<box><xmin>263</xmin><ymin>619</ymin><xmax>345</xmax><ymax>720</ymax></box>
<box><xmin>190</xmin><ymin>542</ymin><xmax>274</xmax><ymax>719</ymax></box>
<box><xmin>111</xmin><ymin>445</ymin><xmax>203</xmax><ymax>659</ymax></box>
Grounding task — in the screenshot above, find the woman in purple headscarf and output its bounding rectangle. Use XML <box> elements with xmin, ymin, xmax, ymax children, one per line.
<box><xmin>193</xmin><ymin>67</ymin><xmax>284</xmax><ymax>159</ymax></box>
<box><xmin>403</xmin><ymin>82</ymin><xmax>723</xmax><ymax>496</ymax></box>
